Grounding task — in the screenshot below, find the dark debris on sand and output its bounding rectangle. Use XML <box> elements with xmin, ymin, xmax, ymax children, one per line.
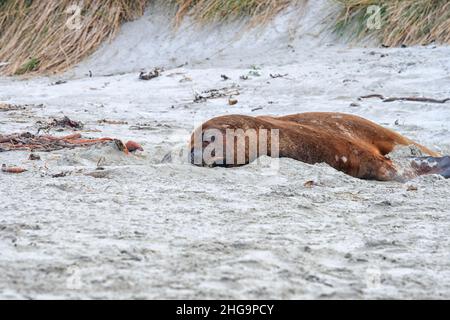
<box><xmin>0</xmin><ymin>132</ymin><xmax>143</xmax><ymax>155</ymax></box>
<box><xmin>0</xmin><ymin>102</ymin><xmax>44</xmax><ymax>112</ymax></box>
<box><xmin>139</xmin><ymin>67</ymin><xmax>163</xmax><ymax>81</ymax></box>
<box><xmin>194</xmin><ymin>84</ymin><xmax>240</xmax><ymax>103</ymax></box>
<box><xmin>0</xmin><ymin>103</ymin><xmax>26</xmax><ymax>112</ymax></box>
<box><xmin>0</xmin><ymin>132</ymin><xmax>106</xmax><ymax>152</ymax></box>
<box><xmin>37</xmin><ymin>116</ymin><xmax>84</xmax><ymax>133</ymax></box>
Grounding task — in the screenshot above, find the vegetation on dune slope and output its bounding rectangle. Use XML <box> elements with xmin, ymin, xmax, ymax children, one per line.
<box><xmin>0</xmin><ymin>0</ymin><xmax>449</xmax><ymax>76</ymax></box>
<box><xmin>335</xmin><ymin>0</ymin><xmax>450</xmax><ymax>46</ymax></box>
<box><xmin>0</xmin><ymin>0</ymin><xmax>307</xmax><ymax>76</ymax></box>
<box><xmin>173</xmin><ymin>0</ymin><xmax>305</xmax><ymax>25</ymax></box>
<box><xmin>0</xmin><ymin>0</ymin><xmax>148</xmax><ymax>76</ymax></box>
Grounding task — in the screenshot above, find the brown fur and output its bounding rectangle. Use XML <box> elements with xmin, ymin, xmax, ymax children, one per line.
<box><xmin>190</xmin><ymin>112</ymin><xmax>439</xmax><ymax>181</ymax></box>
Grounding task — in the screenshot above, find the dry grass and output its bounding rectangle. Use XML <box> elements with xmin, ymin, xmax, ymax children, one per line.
<box><xmin>0</xmin><ymin>0</ymin><xmax>148</xmax><ymax>76</ymax></box>
<box><xmin>335</xmin><ymin>0</ymin><xmax>450</xmax><ymax>46</ymax></box>
<box><xmin>0</xmin><ymin>0</ymin><xmax>305</xmax><ymax>76</ymax></box>
<box><xmin>173</xmin><ymin>0</ymin><xmax>305</xmax><ymax>26</ymax></box>
<box><xmin>3</xmin><ymin>0</ymin><xmax>446</xmax><ymax>76</ymax></box>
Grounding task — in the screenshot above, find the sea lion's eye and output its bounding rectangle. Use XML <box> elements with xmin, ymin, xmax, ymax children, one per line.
<box><xmin>210</xmin><ymin>136</ymin><xmax>215</xmax><ymax>142</ymax></box>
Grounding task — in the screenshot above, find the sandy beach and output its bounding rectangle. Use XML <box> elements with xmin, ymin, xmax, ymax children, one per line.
<box><xmin>1</xmin><ymin>0</ymin><xmax>450</xmax><ymax>299</ymax></box>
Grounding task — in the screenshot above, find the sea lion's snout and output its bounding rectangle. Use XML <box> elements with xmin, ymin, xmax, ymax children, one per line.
<box><xmin>190</xmin><ymin>146</ymin><xmax>221</xmax><ymax>167</ymax></box>
<box><xmin>190</xmin><ymin>139</ymin><xmax>227</xmax><ymax>167</ymax></box>
<box><xmin>189</xmin><ymin>148</ymin><xmax>201</xmax><ymax>165</ymax></box>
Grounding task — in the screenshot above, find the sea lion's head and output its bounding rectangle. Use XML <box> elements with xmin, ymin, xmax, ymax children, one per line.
<box><xmin>189</xmin><ymin>115</ymin><xmax>275</xmax><ymax>167</ymax></box>
<box><xmin>189</xmin><ymin>118</ymin><xmax>229</xmax><ymax>167</ymax></box>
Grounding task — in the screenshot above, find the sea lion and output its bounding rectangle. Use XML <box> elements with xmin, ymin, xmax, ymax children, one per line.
<box><xmin>189</xmin><ymin>112</ymin><xmax>448</xmax><ymax>181</ymax></box>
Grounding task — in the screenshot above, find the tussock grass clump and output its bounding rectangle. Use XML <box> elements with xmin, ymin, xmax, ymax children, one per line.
<box><xmin>335</xmin><ymin>0</ymin><xmax>450</xmax><ymax>46</ymax></box>
<box><xmin>173</xmin><ymin>0</ymin><xmax>305</xmax><ymax>26</ymax></box>
<box><xmin>0</xmin><ymin>0</ymin><xmax>148</xmax><ymax>76</ymax></box>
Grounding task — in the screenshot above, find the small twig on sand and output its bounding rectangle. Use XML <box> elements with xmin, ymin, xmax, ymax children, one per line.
<box><xmin>49</xmin><ymin>80</ymin><xmax>67</xmax><ymax>86</ymax></box>
<box><xmin>52</xmin><ymin>171</ymin><xmax>69</xmax><ymax>178</ymax></box>
<box><xmin>359</xmin><ymin>94</ymin><xmax>450</xmax><ymax>104</ymax></box>
<box><xmin>97</xmin><ymin>119</ymin><xmax>128</xmax><ymax>125</ymax></box>
<box><xmin>269</xmin><ymin>73</ymin><xmax>288</xmax><ymax>79</ymax></box>
<box><xmin>193</xmin><ymin>85</ymin><xmax>240</xmax><ymax>103</ymax></box>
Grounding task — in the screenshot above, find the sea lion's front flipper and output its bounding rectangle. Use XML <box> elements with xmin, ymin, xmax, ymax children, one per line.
<box><xmin>411</xmin><ymin>156</ymin><xmax>450</xmax><ymax>178</ymax></box>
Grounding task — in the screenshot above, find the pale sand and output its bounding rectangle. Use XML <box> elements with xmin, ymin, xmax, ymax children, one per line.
<box><xmin>0</xmin><ymin>0</ymin><xmax>449</xmax><ymax>299</ymax></box>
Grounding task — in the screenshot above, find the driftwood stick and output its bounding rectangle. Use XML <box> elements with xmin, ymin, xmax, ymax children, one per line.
<box><xmin>359</xmin><ymin>94</ymin><xmax>450</xmax><ymax>104</ymax></box>
<box><xmin>383</xmin><ymin>97</ymin><xmax>450</xmax><ymax>103</ymax></box>
<box><xmin>359</xmin><ymin>94</ymin><xmax>386</xmax><ymax>100</ymax></box>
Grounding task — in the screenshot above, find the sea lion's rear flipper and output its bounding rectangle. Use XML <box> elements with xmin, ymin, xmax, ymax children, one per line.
<box><xmin>411</xmin><ymin>156</ymin><xmax>450</xmax><ymax>178</ymax></box>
